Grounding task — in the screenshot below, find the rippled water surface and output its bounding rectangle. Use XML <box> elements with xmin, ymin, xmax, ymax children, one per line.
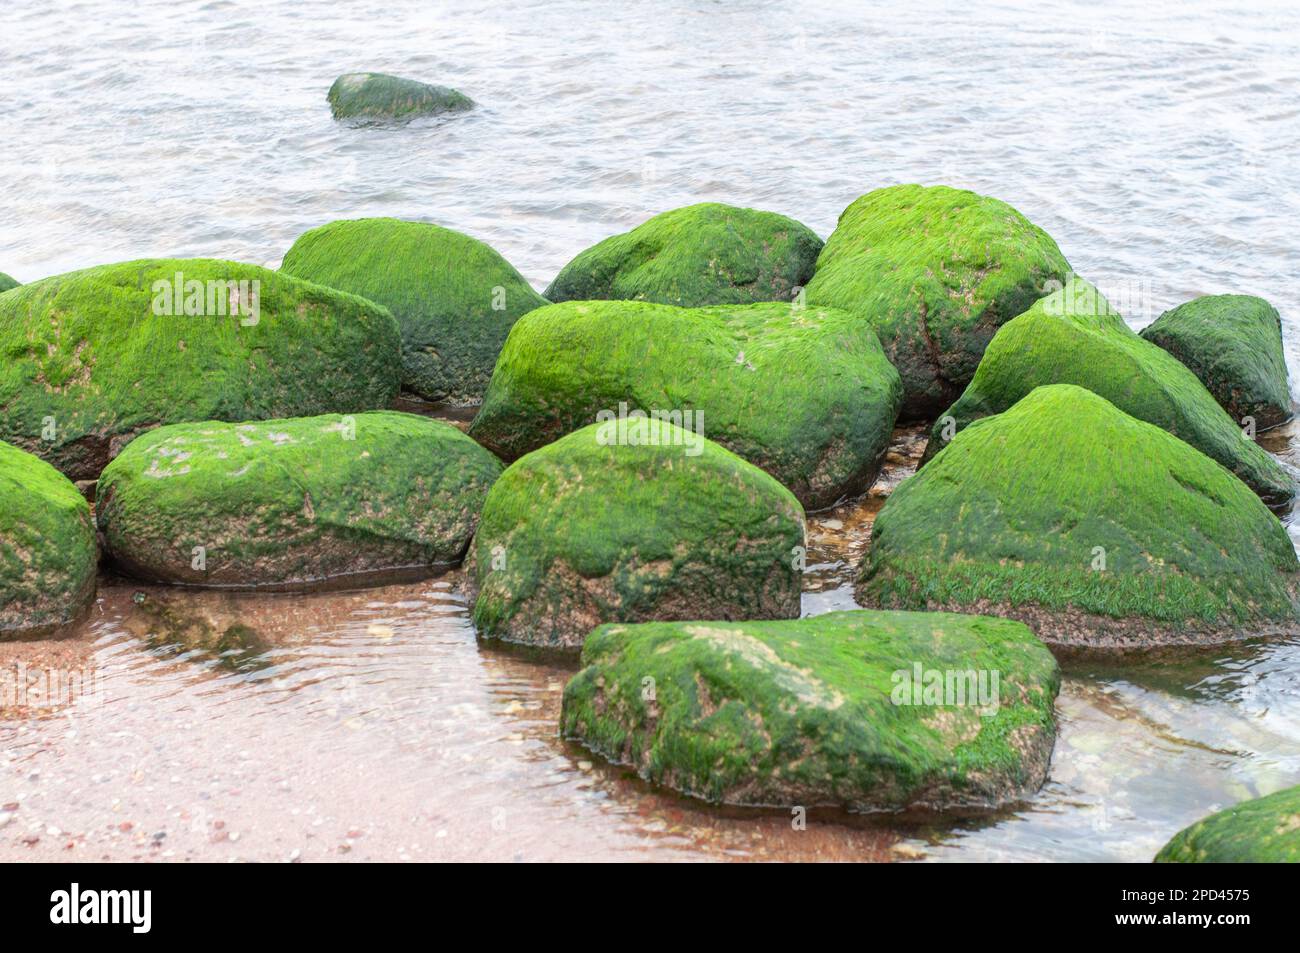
<box><xmin>3</xmin><ymin>0</ymin><xmax>1300</xmax><ymax>861</ymax></box>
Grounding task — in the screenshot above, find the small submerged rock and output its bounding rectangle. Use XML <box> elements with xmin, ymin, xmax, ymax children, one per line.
<box><xmin>561</xmin><ymin>609</ymin><xmax>1060</xmax><ymax>812</ymax></box>
<box><xmin>923</xmin><ymin>278</ymin><xmax>1294</xmax><ymax>506</ymax></box>
<box><xmin>0</xmin><ymin>440</ymin><xmax>97</xmax><ymax>639</ymax></box>
<box><xmin>327</xmin><ymin>72</ymin><xmax>474</xmax><ymax>122</ymax></box>
<box><xmin>860</xmin><ymin>384</ymin><xmax>1300</xmax><ymax>647</ymax></box>
<box><xmin>469</xmin><ymin>299</ymin><xmax>902</xmax><ymax>509</ymax></box>
<box><xmin>471</xmin><ymin>418</ymin><xmax>805</xmax><ymax>650</ymax></box>
<box><xmin>97</xmin><ymin>411</ymin><xmax>502</xmax><ymax>590</ymax></box>
<box><xmin>281</xmin><ymin>217</ymin><xmax>547</xmax><ymax>405</ymax></box>
<box><xmin>545</xmin><ymin>203</ymin><xmax>823</xmax><ymax>307</ymax></box>
<box><xmin>1140</xmin><ymin>293</ymin><xmax>1293</xmax><ymax>432</ymax></box>
<box><xmin>805</xmin><ymin>184</ymin><xmax>1071</xmax><ymax>420</ymax></box>
<box><xmin>1155</xmin><ymin>785</ymin><xmax>1300</xmax><ymax>862</ymax></box>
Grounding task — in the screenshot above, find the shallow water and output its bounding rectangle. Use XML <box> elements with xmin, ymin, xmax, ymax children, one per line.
<box><xmin>3</xmin><ymin>0</ymin><xmax>1300</xmax><ymax>861</ymax></box>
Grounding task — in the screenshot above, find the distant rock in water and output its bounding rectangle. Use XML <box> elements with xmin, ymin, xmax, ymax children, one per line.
<box><xmin>470</xmin><ymin>299</ymin><xmax>902</xmax><ymax>509</ymax></box>
<box><xmin>860</xmin><ymin>384</ymin><xmax>1300</xmax><ymax>648</ymax></box>
<box><xmin>97</xmin><ymin>412</ymin><xmax>502</xmax><ymax>591</ymax></box>
<box><xmin>328</xmin><ymin>72</ymin><xmax>474</xmax><ymax>122</ymax></box>
<box><xmin>281</xmin><ymin>217</ymin><xmax>547</xmax><ymax>406</ymax></box>
<box><xmin>0</xmin><ymin>440</ymin><xmax>97</xmax><ymax>639</ymax></box>
<box><xmin>0</xmin><ymin>272</ymin><xmax>18</xmax><ymax>292</ymax></box>
<box><xmin>0</xmin><ymin>259</ymin><xmax>401</xmax><ymax>481</ymax></box>
<box><xmin>471</xmin><ymin>418</ymin><xmax>805</xmax><ymax>650</ymax></box>
<box><xmin>1156</xmin><ymin>785</ymin><xmax>1300</xmax><ymax>862</ymax></box>
<box><xmin>805</xmin><ymin>184</ymin><xmax>1071</xmax><ymax>421</ymax></box>
<box><xmin>562</xmin><ymin>610</ymin><xmax>1060</xmax><ymax>813</ymax></box>
<box><xmin>923</xmin><ymin>278</ymin><xmax>1294</xmax><ymax>506</ymax></box>
<box><xmin>1140</xmin><ymin>294</ymin><xmax>1293</xmax><ymax>431</ymax></box>
<box><xmin>545</xmin><ymin>203</ymin><xmax>823</xmax><ymax>307</ymax></box>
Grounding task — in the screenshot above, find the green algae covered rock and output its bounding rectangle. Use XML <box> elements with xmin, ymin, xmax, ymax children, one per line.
<box><xmin>96</xmin><ymin>412</ymin><xmax>502</xmax><ymax>590</ymax></box>
<box><xmin>0</xmin><ymin>259</ymin><xmax>401</xmax><ymax>481</ymax></box>
<box><xmin>471</xmin><ymin>418</ymin><xmax>805</xmax><ymax>650</ymax></box>
<box><xmin>469</xmin><ymin>300</ymin><xmax>902</xmax><ymax>509</ymax></box>
<box><xmin>281</xmin><ymin>218</ymin><xmax>548</xmax><ymax>405</ymax></box>
<box><xmin>860</xmin><ymin>385</ymin><xmax>1300</xmax><ymax>647</ymax></box>
<box><xmin>544</xmin><ymin>203</ymin><xmax>823</xmax><ymax>308</ymax></box>
<box><xmin>328</xmin><ymin>72</ymin><xmax>474</xmax><ymax>122</ymax></box>
<box><xmin>0</xmin><ymin>272</ymin><xmax>18</xmax><ymax>292</ymax></box>
<box><xmin>1155</xmin><ymin>786</ymin><xmax>1300</xmax><ymax>863</ymax></box>
<box><xmin>805</xmin><ymin>184</ymin><xmax>1071</xmax><ymax>421</ymax></box>
<box><xmin>924</xmin><ymin>279</ymin><xmax>1293</xmax><ymax>506</ymax></box>
<box><xmin>0</xmin><ymin>440</ymin><xmax>97</xmax><ymax>638</ymax></box>
<box><xmin>562</xmin><ymin>609</ymin><xmax>1060</xmax><ymax>812</ymax></box>
<box><xmin>1140</xmin><ymin>294</ymin><xmax>1292</xmax><ymax>431</ymax></box>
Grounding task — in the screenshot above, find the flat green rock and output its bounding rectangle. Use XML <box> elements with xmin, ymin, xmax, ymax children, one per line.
<box><xmin>472</xmin><ymin>418</ymin><xmax>805</xmax><ymax>650</ymax></box>
<box><xmin>860</xmin><ymin>384</ymin><xmax>1300</xmax><ymax>647</ymax></box>
<box><xmin>805</xmin><ymin>184</ymin><xmax>1071</xmax><ymax>420</ymax></box>
<box><xmin>925</xmin><ymin>279</ymin><xmax>1293</xmax><ymax>505</ymax></box>
<box><xmin>327</xmin><ymin>72</ymin><xmax>473</xmax><ymax>122</ymax></box>
<box><xmin>1140</xmin><ymin>294</ymin><xmax>1292</xmax><ymax>431</ymax></box>
<box><xmin>469</xmin><ymin>299</ymin><xmax>902</xmax><ymax>509</ymax></box>
<box><xmin>97</xmin><ymin>412</ymin><xmax>502</xmax><ymax>590</ymax></box>
<box><xmin>1156</xmin><ymin>785</ymin><xmax>1300</xmax><ymax>862</ymax></box>
<box><xmin>0</xmin><ymin>259</ymin><xmax>401</xmax><ymax>481</ymax></box>
<box><xmin>562</xmin><ymin>609</ymin><xmax>1060</xmax><ymax>812</ymax></box>
<box><xmin>544</xmin><ymin>203</ymin><xmax>823</xmax><ymax>307</ymax></box>
<box><xmin>0</xmin><ymin>440</ymin><xmax>97</xmax><ymax>639</ymax></box>
<box><xmin>281</xmin><ymin>218</ymin><xmax>548</xmax><ymax>405</ymax></box>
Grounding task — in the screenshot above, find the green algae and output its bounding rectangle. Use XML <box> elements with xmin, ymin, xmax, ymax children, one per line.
<box><xmin>1155</xmin><ymin>784</ymin><xmax>1300</xmax><ymax>862</ymax></box>
<box><xmin>544</xmin><ymin>203</ymin><xmax>823</xmax><ymax>307</ymax></box>
<box><xmin>469</xmin><ymin>299</ymin><xmax>902</xmax><ymax>509</ymax></box>
<box><xmin>860</xmin><ymin>384</ymin><xmax>1300</xmax><ymax>646</ymax></box>
<box><xmin>561</xmin><ymin>609</ymin><xmax>1060</xmax><ymax>812</ymax></box>
<box><xmin>281</xmin><ymin>217</ymin><xmax>548</xmax><ymax>405</ymax></box>
<box><xmin>925</xmin><ymin>278</ymin><xmax>1293</xmax><ymax>506</ymax></box>
<box><xmin>804</xmin><ymin>184</ymin><xmax>1071</xmax><ymax>421</ymax></box>
<box><xmin>0</xmin><ymin>272</ymin><xmax>18</xmax><ymax>292</ymax></box>
<box><xmin>471</xmin><ymin>418</ymin><xmax>805</xmax><ymax>650</ymax></box>
<box><xmin>0</xmin><ymin>440</ymin><xmax>97</xmax><ymax>638</ymax></box>
<box><xmin>1140</xmin><ymin>294</ymin><xmax>1292</xmax><ymax>431</ymax></box>
<box><xmin>97</xmin><ymin>411</ymin><xmax>502</xmax><ymax>589</ymax></box>
<box><xmin>0</xmin><ymin>258</ymin><xmax>401</xmax><ymax>481</ymax></box>
<box><xmin>327</xmin><ymin>72</ymin><xmax>474</xmax><ymax>122</ymax></box>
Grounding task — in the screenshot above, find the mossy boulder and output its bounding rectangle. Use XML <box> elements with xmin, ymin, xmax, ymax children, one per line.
<box><xmin>281</xmin><ymin>218</ymin><xmax>548</xmax><ymax>405</ymax></box>
<box><xmin>469</xmin><ymin>300</ymin><xmax>902</xmax><ymax>509</ymax></box>
<box><xmin>859</xmin><ymin>385</ymin><xmax>1300</xmax><ymax>647</ymax></box>
<box><xmin>805</xmin><ymin>184</ymin><xmax>1071</xmax><ymax>421</ymax></box>
<box><xmin>327</xmin><ymin>72</ymin><xmax>473</xmax><ymax>122</ymax></box>
<box><xmin>562</xmin><ymin>609</ymin><xmax>1060</xmax><ymax>812</ymax></box>
<box><xmin>0</xmin><ymin>440</ymin><xmax>97</xmax><ymax>638</ymax></box>
<box><xmin>924</xmin><ymin>279</ymin><xmax>1293</xmax><ymax>505</ymax></box>
<box><xmin>1140</xmin><ymin>294</ymin><xmax>1292</xmax><ymax>431</ymax></box>
<box><xmin>1155</xmin><ymin>786</ymin><xmax>1300</xmax><ymax>862</ymax></box>
<box><xmin>0</xmin><ymin>272</ymin><xmax>18</xmax><ymax>292</ymax></box>
<box><xmin>544</xmin><ymin>203</ymin><xmax>823</xmax><ymax>308</ymax></box>
<box><xmin>0</xmin><ymin>259</ymin><xmax>401</xmax><ymax>481</ymax></box>
<box><xmin>96</xmin><ymin>411</ymin><xmax>502</xmax><ymax>590</ymax></box>
<box><xmin>471</xmin><ymin>418</ymin><xmax>805</xmax><ymax>650</ymax></box>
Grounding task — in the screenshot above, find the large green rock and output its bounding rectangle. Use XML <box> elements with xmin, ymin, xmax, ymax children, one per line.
<box><xmin>562</xmin><ymin>610</ymin><xmax>1060</xmax><ymax>812</ymax></box>
<box><xmin>805</xmin><ymin>184</ymin><xmax>1071</xmax><ymax>421</ymax></box>
<box><xmin>327</xmin><ymin>72</ymin><xmax>474</xmax><ymax>122</ymax></box>
<box><xmin>469</xmin><ymin>300</ymin><xmax>902</xmax><ymax>509</ymax></box>
<box><xmin>1155</xmin><ymin>785</ymin><xmax>1300</xmax><ymax>862</ymax></box>
<box><xmin>281</xmin><ymin>218</ymin><xmax>548</xmax><ymax>405</ymax></box>
<box><xmin>97</xmin><ymin>412</ymin><xmax>502</xmax><ymax>590</ymax></box>
<box><xmin>1140</xmin><ymin>294</ymin><xmax>1292</xmax><ymax>431</ymax></box>
<box><xmin>924</xmin><ymin>279</ymin><xmax>1293</xmax><ymax>505</ymax></box>
<box><xmin>0</xmin><ymin>440</ymin><xmax>97</xmax><ymax>638</ymax></box>
<box><xmin>859</xmin><ymin>385</ymin><xmax>1300</xmax><ymax>647</ymax></box>
<box><xmin>0</xmin><ymin>272</ymin><xmax>18</xmax><ymax>292</ymax></box>
<box><xmin>471</xmin><ymin>418</ymin><xmax>805</xmax><ymax>650</ymax></box>
<box><xmin>544</xmin><ymin>203</ymin><xmax>823</xmax><ymax>308</ymax></box>
<box><xmin>0</xmin><ymin>259</ymin><xmax>401</xmax><ymax>481</ymax></box>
